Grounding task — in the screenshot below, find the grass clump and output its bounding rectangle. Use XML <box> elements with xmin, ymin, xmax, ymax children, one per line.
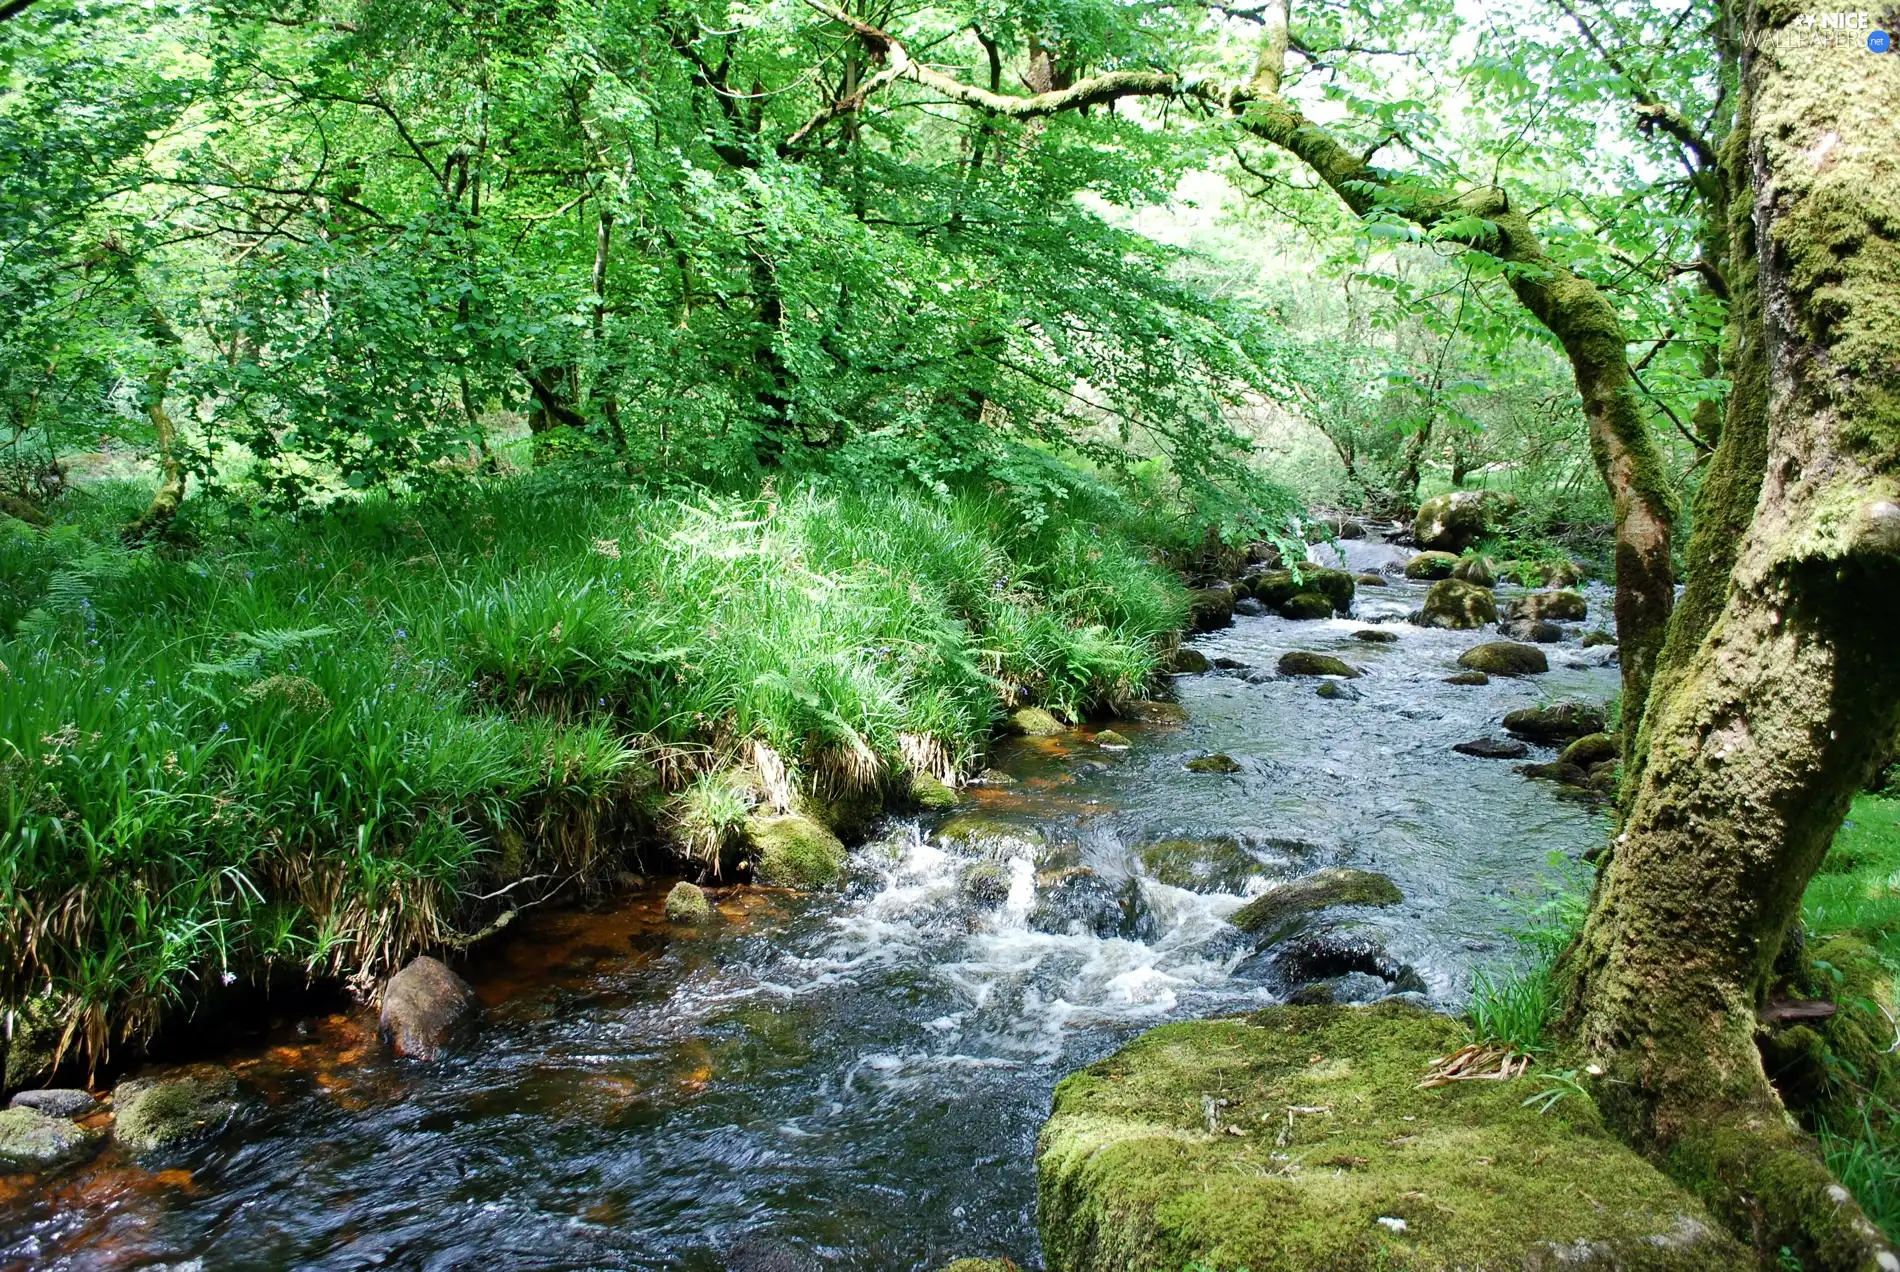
<box><xmin>0</xmin><ymin>476</ymin><xmax>1189</xmax><ymax>1069</ymax></box>
<box><xmin>1464</xmin><ymin>854</ymin><xmax>1589</xmax><ymax>1053</ymax></box>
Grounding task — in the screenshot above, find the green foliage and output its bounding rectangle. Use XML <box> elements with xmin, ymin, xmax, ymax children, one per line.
<box><xmin>1466</xmin><ymin>853</ymin><xmax>1590</xmax><ymax>1051</ymax></box>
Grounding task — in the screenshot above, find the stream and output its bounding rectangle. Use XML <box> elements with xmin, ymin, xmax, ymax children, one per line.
<box><xmin>1</xmin><ymin>558</ymin><xmax>1619</xmax><ymax>1272</ymax></box>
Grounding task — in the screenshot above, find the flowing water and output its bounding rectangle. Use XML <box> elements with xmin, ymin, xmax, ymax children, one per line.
<box><xmin>2</xmin><ymin>561</ymin><xmax>1620</xmax><ymax>1272</ymax></box>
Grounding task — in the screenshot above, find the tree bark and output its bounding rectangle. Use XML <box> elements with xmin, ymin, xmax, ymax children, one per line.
<box><xmin>126</xmin><ymin>300</ymin><xmax>186</xmax><ymax>541</ymax></box>
<box><xmin>1562</xmin><ymin>0</ymin><xmax>1900</xmax><ymax>1260</ymax></box>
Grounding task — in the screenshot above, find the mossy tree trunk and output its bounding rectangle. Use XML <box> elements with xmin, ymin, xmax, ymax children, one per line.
<box><xmin>1561</xmin><ymin>0</ymin><xmax>1900</xmax><ymax>1261</ymax></box>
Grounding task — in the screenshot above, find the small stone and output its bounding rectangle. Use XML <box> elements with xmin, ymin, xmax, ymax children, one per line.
<box><xmin>1502</xmin><ymin>618</ymin><xmax>1565</xmax><ymax>643</ymax></box>
<box><xmin>1277</xmin><ymin>651</ymin><xmax>1359</xmax><ymax>678</ymax></box>
<box><xmin>1185</xmin><ymin>753</ymin><xmax>1244</xmax><ymax>774</ymax></box>
<box><xmin>664</xmin><ymin>881</ymin><xmax>713</xmax><ymax>924</ymax></box>
<box><xmin>1503</xmin><ymin>701</ymin><xmax>1607</xmax><ymax>743</ymax></box>
<box><xmin>1560</xmin><ymin>733</ymin><xmax>1619</xmax><ymax>768</ymax></box>
<box><xmin>8</xmin><ymin>1088</ymin><xmax>99</xmax><ymax>1119</ymax></box>
<box><xmin>747</xmin><ymin>813</ymin><xmax>848</xmax><ymax>888</ymax></box>
<box><xmin>1457</xmin><ymin>642</ymin><xmax>1548</xmax><ymax>677</ymax></box>
<box><xmin>1520</xmin><ymin>760</ymin><xmax>1592</xmax><ymax>787</ymax></box>
<box><xmin>1352</xmin><ymin>629</ymin><xmax>1399</xmax><ymax>643</ymax></box>
<box><xmin>1093</xmin><ymin>729</ymin><xmax>1132</xmax><ymax>749</ymax></box>
<box><xmin>1355</xmin><ymin>573</ymin><xmax>1388</xmax><ymax>587</ymax></box>
<box><xmin>0</xmin><ymin>1105</ymin><xmax>100</xmax><ymax>1170</ymax></box>
<box><xmin>973</xmin><ymin>768</ymin><xmax>1016</xmax><ymax>785</ymax></box>
<box><xmin>1007</xmin><ymin>706</ymin><xmax>1065</xmax><ymax>736</ymax></box>
<box><xmin>1316</xmin><ymin>681</ymin><xmax>1360</xmax><ymax>701</ymax></box>
<box><xmin>1454</xmin><ymin>737</ymin><xmax>1530</xmax><ymax>759</ymax></box>
<box><xmin>1170</xmin><ymin>647</ymin><xmax>1212</xmax><ymax>673</ymax></box>
<box><xmin>1212</xmin><ymin>656</ymin><xmax>1250</xmax><ymax>670</ymax></box>
<box><xmin>112</xmin><ymin>1064</ymin><xmax>241</xmax><ymax>1152</ymax></box>
<box><xmin>379</xmin><ymin>957</ymin><xmax>481</xmax><ymax>1061</ymax></box>
<box><xmin>910</xmin><ymin>771</ymin><xmax>959</xmax><ymax>810</ymax></box>
<box><xmin>1444</xmin><ymin>670</ymin><xmax>1490</xmax><ymax>686</ymax></box>
<box><xmin>1234</xmin><ymin>597</ymin><xmax>1268</xmax><ymax>617</ymax></box>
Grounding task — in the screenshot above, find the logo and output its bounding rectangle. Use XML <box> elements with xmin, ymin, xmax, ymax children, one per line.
<box><xmin>1872</xmin><ymin>29</ymin><xmax>1894</xmax><ymax>50</ymax></box>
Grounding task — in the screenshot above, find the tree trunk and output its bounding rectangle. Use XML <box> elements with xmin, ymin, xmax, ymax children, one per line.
<box><xmin>1562</xmin><ymin>0</ymin><xmax>1900</xmax><ymax>1259</ymax></box>
<box><xmin>126</xmin><ymin>303</ymin><xmax>186</xmax><ymax>540</ymax></box>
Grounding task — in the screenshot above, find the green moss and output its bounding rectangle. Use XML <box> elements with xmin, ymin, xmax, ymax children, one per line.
<box><xmin>1278</xmin><ymin>591</ymin><xmax>1336</xmax><ymax>620</ymax></box>
<box><xmin>0</xmin><ymin>1106</ymin><xmax>102</xmax><ymax>1171</ymax></box>
<box><xmin>1251</xmin><ymin>567</ymin><xmax>1355</xmax><ymax>613</ymax></box>
<box><xmin>910</xmin><ymin>771</ymin><xmax>960</xmax><ymax>810</ymax></box>
<box><xmin>1093</xmin><ymin>729</ymin><xmax>1132</xmax><ymax>748</ymax></box>
<box><xmin>1403</xmin><ymin>551</ymin><xmax>1461</xmax><ymax>580</ymax></box>
<box><xmin>1036</xmin><ymin>1002</ymin><xmax>1743</xmax><ymax>1272</ymax></box>
<box><xmin>112</xmin><ymin>1065</ymin><xmax>241</xmax><ymax>1153</ymax></box>
<box><xmin>1444</xmin><ymin>670</ymin><xmax>1489</xmax><ymax>686</ymax></box>
<box><xmin>1185</xmin><ymin>754</ymin><xmax>1243</xmax><ymax>774</ymax></box>
<box><xmin>664</xmin><ymin>880</ymin><xmax>713</xmax><ymax>924</ymax></box>
<box><xmin>1457</xmin><ymin>642</ymin><xmax>1547</xmax><ymax>677</ymax></box>
<box><xmin>746</xmin><ymin>814</ymin><xmax>847</xmax><ymax>888</ymax></box>
<box><xmin>1229</xmin><ymin>868</ymin><xmax>1402</xmax><ymax>942</ymax></box>
<box><xmin>936</xmin><ymin>813</ymin><xmax>1047</xmax><ymax>856</ymax></box>
<box><xmin>1136</xmin><ymin>838</ymin><xmax>1264</xmax><ymax>894</ymax></box>
<box><xmin>1170</xmin><ymin>648</ymin><xmax>1211</xmax><ymax>673</ymax></box>
<box><xmin>1009</xmin><ymin>707</ymin><xmax>1067</xmax><ymax>736</ymax></box>
<box><xmin>1560</xmin><ymin>734</ymin><xmax>1619</xmax><ymax>768</ymax></box>
<box><xmin>1277</xmin><ymin>652</ymin><xmax>1358</xmax><ymax>679</ymax></box>
<box><xmin>1418</xmin><ymin>578</ymin><xmax>1498</xmax><ymax>629</ymax></box>
<box><xmin>1122</xmin><ymin>700</ymin><xmax>1189</xmax><ymax>726</ymax></box>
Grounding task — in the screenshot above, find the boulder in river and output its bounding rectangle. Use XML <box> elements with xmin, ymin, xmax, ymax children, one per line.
<box><xmin>748</xmin><ymin>813</ymin><xmax>849</xmax><ymax>887</ymax></box>
<box><xmin>1457</xmin><ymin>642</ymin><xmax>1548</xmax><ymax>676</ymax></box>
<box><xmin>1006</xmin><ymin>706</ymin><xmax>1065</xmax><ymax>736</ymax></box>
<box><xmin>1582</xmin><ymin>629</ymin><xmax>1618</xmax><ymax>648</ymax></box>
<box><xmin>908</xmin><ymin>771</ymin><xmax>959</xmax><ymax>810</ymax></box>
<box><xmin>1450</xmin><ymin>554</ymin><xmax>1496</xmax><ymax>587</ymax></box>
<box><xmin>1444</xmin><ymin>670</ymin><xmax>1490</xmax><ymax>685</ymax></box>
<box><xmin>1561</xmin><ymin>733</ymin><xmax>1619</xmax><ymax>768</ymax></box>
<box><xmin>1402</xmin><ymin>550</ymin><xmax>1460</xmax><ymax>580</ymax></box>
<box><xmin>1354</xmin><ymin>572</ymin><xmax>1388</xmax><ymax>587</ymax></box>
<box><xmin>665</xmin><ymin>881</ymin><xmax>713</xmax><ymax>924</ymax></box>
<box><xmin>1277</xmin><ymin>651</ymin><xmax>1359</xmax><ymax>678</ymax></box>
<box><xmin>1121</xmin><ymin>700</ymin><xmax>1188</xmax><ymax>726</ymax></box>
<box><xmin>936</xmin><ymin>813</ymin><xmax>1047</xmax><ymax>856</ymax></box>
<box><xmin>1233</xmin><ymin>597</ymin><xmax>1268</xmax><ymax>617</ymax></box>
<box><xmin>1136</xmin><ymin>838</ymin><xmax>1264</xmax><ymax>894</ymax></box>
<box><xmin>9</xmin><ymin>1088</ymin><xmax>98</xmax><ymax>1118</ymax></box>
<box><xmin>0</xmin><ymin>1106</ymin><xmax>101</xmax><ymax>1171</ymax></box>
<box><xmin>1454</xmin><ymin>737</ymin><xmax>1530</xmax><ymax>759</ymax></box>
<box><xmin>1351</xmin><ymin>628</ymin><xmax>1399</xmax><ymax>643</ymax></box>
<box><xmin>1185</xmin><ymin>753</ymin><xmax>1243</xmax><ymax>774</ymax></box>
<box><xmin>1188</xmin><ymin>586</ymin><xmax>1235</xmax><ymax>632</ymax></box>
<box><xmin>1229</xmin><ymin>867</ymin><xmax>1402</xmax><ymax>943</ymax></box>
<box><xmin>1255</xmin><ymin>928</ymin><xmax>1427</xmax><ymax>999</ymax></box>
<box><xmin>112</xmin><ymin>1064</ymin><xmax>242</xmax><ymax>1152</ymax></box>
<box><xmin>1314</xmin><ymin>514</ymin><xmax>1365</xmax><ymax>540</ymax></box>
<box><xmin>1417</xmin><ymin>578</ymin><xmax>1497</xmax><ymax>629</ymax></box>
<box><xmin>379</xmin><ymin>956</ymin><xmax>481</xmax><ymax>1060</ymax></box>
<box><xmin>1506</xmin><ymin>589</ymin><xmax>1589</xmax><ymax>623</ymax></box>
<box><xmin>1036</xmin><ymin>1002</ymin><xmax>1749</xmax><ymax>1272</ymax></box>
<box><xmin>1413</xmin><ymin>488</ymin><xmax>1515</xmax><ymax>552</ymax></box>
<box><xmin>1031</xmin><ymin>869</ymin><xmax>1150</xmax><ymax>940</ymax></box>
<box><xmin>1315</xmin><ymin>680</ymin><xmax>1360</xmax><ymax>701</ymax></box>
<box><xmin>1502</xmin><ymin>617</ymin><xmax>1564</xmax><ymax>643</ymax></box>
<box><xmin>1277</xmin><ymin>591</ymin><xmax>1336</xmax><ymax>621</ymax></box>
<box><xmin>1502</xmin><ymin>701</ymin><xmax>1607</xmax><ymax>743</ymax></box>
<box><xmin>1250</xmin><ymin>566</ymin><xmax>1355</xmax><ymax>614</ymax></box>
<box><xmin>1169</xmin><ymin>647</ymin><xmax>1211</xmax><ymax>673</ymax></box>
<box><xmin>1093</xmin><ymin>729</ymin><xmax>1131</xmax><ymax>749</ymax></box>
<box><xmin>961</xmin><ymin>861</ymin><xmax>1013</xmax><ymax>907</ymax></box>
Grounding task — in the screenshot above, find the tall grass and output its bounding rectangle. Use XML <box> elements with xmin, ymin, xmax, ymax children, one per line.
<box><xmin>1464</xmin><ymin>854</ymin><xmax>1590</xmax><ymax>1052</ymax></box>
<box><xmin>0</xmin><ymin>476</ymin><xmax>1186</xmax><ymax>1065</ymax></box>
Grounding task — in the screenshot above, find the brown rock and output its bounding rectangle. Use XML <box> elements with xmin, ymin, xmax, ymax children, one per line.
<box><xmin>379</xmin><ymin>956</ymin><xmax>480</xmax><ymax>1061</ymax></box>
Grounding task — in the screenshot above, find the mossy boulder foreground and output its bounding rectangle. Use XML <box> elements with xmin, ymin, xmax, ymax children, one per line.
<box><xmin>112</xmin><ymin>1064</ymin><xmax>242</xmax><ymax>1153</ymax></box>
<box><xmin>1036</xmin><ymin>1002</ymin><xmax>1744</xmax><ymax>1272</ymax></box>
<box><xmin>1229</xmin><ymin>868</ymin><xmax>1402</xmax><ymax>943</ymax></box>
<box><xmin>0</xmin><ymin>1105</ymin><xmax>102</xmax><ymax>1171</ymax></box>
<box><xmin>665</xmin><ymin>880</ymin><xmax>713</xmax><ymax>924</ymax></box>
<box><xmin>746</xmin><ymin>813</ymin><xmax>847</xmax><ymax>887</ymax></box>
<box><xmin>1417</xmin><ymin>578</ymin><xmax>1498</xmax><ymax>629</ymax></box>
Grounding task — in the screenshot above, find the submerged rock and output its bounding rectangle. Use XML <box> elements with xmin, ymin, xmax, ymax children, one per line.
<box><xmin>1443</xmin><ymin>670</ymin><xmax>1490</xmax><ymax>686</ymax></box>
<box><xmin>1417</xmin><ymin>578</ymin><xmax>1497</xmax><ymax>629</ymax></box>
<box><xmin>1453</xmin><ymin>737</ymin><xmax>1530</xmax><ymax>759</ymax></box>
<box><xmin>961</xmin><ymin>862</ymin><xmax>1013</xmax><ymax>907</ymax></box>
<box><xmin>1457</xmin><ymin>642</ymin><xmax>1548</xmax><ymax>676</ymax></box>
<box><xmin>1031</xmin><ymin>869</ymin><xmax>1150</xmax><ymax>940</ymax></box>
<box><xmin>1315</xmin><ymin>681</ymin><xmax>1360</xmax><ymax>701</ymax></box>
<box><xmin>1403</xmin><ymin>550</ymin><xmax>1460</xmax><ymax>581</ymax></box>
<box><xmin>1256</xmin><ymin>928</ymin><xmax>1427</xmax><ymax>998</ymax></box>
<box><xmin>1036</xmin><ymin>1002</ymin><xmax>1747</xmax><ymax>1272</ymax></box>
<box><xmin>665</xmin><ymin>881</ymin><xmax>713</xmax><ymax>924</ymax></box>
<box><xmin>1277</xmin><ymin>591</ymin><xmax>1336</xmax><ymax>621</ymax></box>
<box><xmin>909</xmin><ymin>771</ymin><xmax>959</xmax><ymax>810</ymax></box>
<box><xmin>379</xmin><ymin>956</ymin><xmax>481</xmax><ymax>1060</ymax></box>
<box><xmin>1502</xmin><ymin>701</ymin><xmax>1607</xmax><ymax>743</ymax></box>
<box><xmin>1007</xmin><ymin>706</ymin><xmax>1066</xmax><ymax>736</ymax></box>
<box><xmin>1277</xmin><ymin>651</ymin><xmax>1359</xmax><ymax>679</ymax></box>
<box><xmin>749</xmin><ymin>814</ymin><xmax>848</xmax><ymax>887</ymax></box>
<box><xmin>112</xmin><ymin>1065</ymin><xmax>242</xmax><ymax>1152</ymax></box>
<box><xmin>0</xmin><ymin>1105</ymin><xmax>100</xmax><ymax>1171</ymax></box>
<box><xmin>1506</xmin><ymin>590</ymin><xmax>1589</xmax><ymax>623</ymax></box>
<box><xmin>1169</xmin><ymin>647</ymin><xmax>1211</xmax><ymax>673</ymax></box>
<box><xmin>9</xmin><ymin>1088</ymin><xmax>98</xmax><ymax>1118</ymax></box>
<box><xmin>1229</xmin><ymin>868</ymin><xmax>1402</xmax><ymax>944</ymax></box>
<box><xmin>1185</xmin><ymin>753</ymin><xmax>1243</xmax><ymax>774</ymax></box>
<box><xmin>1136</xmin><ymin>838</ymin><xmax>1265</xmax><ymax>894</ymax></box>
<box><xmin>936</xmin><ymin>813</ymin><xmax>1047</xmax><ymax>856</ymax></box>
<box><xmin>1122</xmin><ymin>700</ymin><xmax>1188</xmax><ymax>727</ymax></box>
<box><xmin>1413</xmin><ymin>488</ymin><xmax>1515</xmax><ymax>552</ymax></box>
<box><xmin>1351</xmin><ymin>629</ymin><xmax>1399</xmax><ymax>643</ymax></box>
<box><xmin>1560</xmin><ymin>733</ymin><xmax>1619</xmax><ymax>768</ymax></box>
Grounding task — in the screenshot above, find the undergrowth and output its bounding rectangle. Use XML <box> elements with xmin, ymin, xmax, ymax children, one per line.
<box><xmin>0</xmin><ymin>472</ymin><xmax>1191</xmax><ymax>1069</ymax></box>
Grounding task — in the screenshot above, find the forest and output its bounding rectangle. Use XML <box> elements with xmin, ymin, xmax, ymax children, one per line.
<box><xmin>0</xmin><ymin>0</ymin><xmax>1896</xmax><ymax>1267</ymax></box>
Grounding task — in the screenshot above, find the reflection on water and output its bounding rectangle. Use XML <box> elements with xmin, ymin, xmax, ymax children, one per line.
<box><xmin>1</xmin><ymin>574</ymin><xmax>1616</xmax><ymax>1271</ymax></box>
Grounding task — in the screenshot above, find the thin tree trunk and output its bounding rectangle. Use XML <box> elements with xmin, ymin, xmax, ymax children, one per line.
<box><xmin>1561</xmin><ymin>0</ymin><xmax>1900</xmax><ymax>1259</ymax></box>
<box><xmin>126</xmin><ymin>303</ymin><xmax>186</xmax><ymax>540</ymax></box>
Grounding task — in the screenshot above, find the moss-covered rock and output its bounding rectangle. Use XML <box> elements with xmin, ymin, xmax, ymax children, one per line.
<box><xmin>1278</xmin><ymin>591</ymin><xmax>1337</xmax><ymax>621</ymax></box>
<box><xmin>1457</xmin><ymin>642</ymin><xmax>1548</xmax><ymax>676</ymax></box>
<box><xmin>664</xmin><ymin>880</ymin><xmax>713</xmax><ymax>924</ymax></box>
<box><xmin>1136</xmin><ymin>838</ymin><xmax>1264</xmax><ymax>894</ymax></box>
<box><xmin>1450</xmin><ymin>554</ymin><xmax>1496</xmax><ymax>587</ymax></box>
<box><xmin>1278</xmin><ymin>651</ymin><xmax>1359</xmax><ymax>679</ymax></box>
<box><xmin>747</xmin><ymin>813</ymin><xmax>848</xmax><ymax>887</ymax></box>
<box><xmin>939</xmin><ymin>1260</ymin><xmax>1020</xmax><ymax>1272</ymax></box>
<box><xmin>1502</xmin><ymin>701</ymin><xmax>1607</xmax><ymax>743</ymax></box>
<box><xmin>1188</xmin><ymin>586</ymin><xmax>1235</xmax><ymax>632</ymax></box>
<box><xmin>1560</xmin><ymin>733</ymin><xmax>1619</xmax><ymax>768</ymax></box>
<box><xmin>1506</xmin><ymin>590</ymin><xmax>1589</xmax><ymax>623</ymax></box>
<box><xmin>1251</xmin><ymin>567</ymin><xmax>1355</xmax><ymax>614</ymax></box>
<box><xmin>3</xmin><ymin>994</ymin><xmax>67</xmax><ymax>1088</ymax></box>
<box><xmin>1453</xmin><ymin>737</ymin><xmax>1529</xmax><ymax>759</ymax></box>
<box><xmin>1355</xmin><ymin>573</ymin><xmax>1388</xmax><ymax>587</ymax></box>
<box><xmin>937</xmin><ymin>813</ymin><xmax>1047</xmax><ymax>856</ymax></box>
<box><xmin>1229</xmin><ymin>868</ymin><xmax>1402</xmax><ymax>942</ymax></box>
<box><xmin>1093</xmin><ymin>729</ymin><xmax>1131</xmax><ymax>749</ymax></box>
<box><xmin>1582</xmin><ymin>629</ymin><xmax>1618</xmax><ymax>648</ymax></box>
<box><xmin>962</xmin><ymin>861</ymin><xmax>1013</xmax><ymax>906</ymax></box>
<box><xmin>0</xmin><ymin>1105</ymin><xmax>102</xmax><ymax>1171</ymax></box>
<box><xmin>1008</xmin><ymin>706</ymin><xmax>1066</xmax><ymax>736</ymax></box>
<box><xmin>1185</xmin><ymin>753</ymin><xmax>1243</xmax><ymax>774</ymax></box>
<box><xmin>910</xmin><ymin>771</ymin><xmax>959</xmax><ymax>810</ymax></box>
<box><xmin>1444</xmin><ymin>670</ymin><xmax>1490</xmax><ymax>685</ymax></box>
<box><xmin>1169</xmin><ymin>647</ymin><xmax>1211</xmax><ymax>673</ymax></box>
<box><xmin>1413</xmin><ymin>489</ymin><xmax>1515</xmax><ymax>553</ymax></box>
<box><xmin>1403</xmin><ymin>551</ymin><xmax>1461</xmax><ymax>581</ymax></box>
<box><xmin>1351</xmin><ymin>628</ymin><xmax>1399</xmax><ymax>643</ymax></box>
<box><xmin>1036</xmin><ymin>1002</ymin><xmax>1746</xmax><ymax>1272</ymax></box>
<box><xmin>1417</xmin><ymin>578</ymin><xmax>1498</xmax><ymax>629</ymax></box>
<box><xmin>1502</xmin><ymin>617</ymin><xmax>1564</xmax><ymax>643</ymax></box>
<box><xmin>1315</xmin><ymin>680</ymin><xmax>1359</xmax><ymax>701</ymax></box>
<box><xmin>1121</xmin><ymin>700</ymin><xmax>1188</xmax><ymax>727</ymax></box>
<box><xmin>112</xmin><ymin>1065</ymin><xmax>242</xmax><ymax>1153</ymax></box>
